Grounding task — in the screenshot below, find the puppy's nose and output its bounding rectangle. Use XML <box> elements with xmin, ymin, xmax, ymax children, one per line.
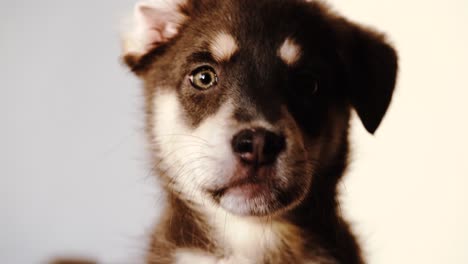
<box><xmin>232</xmin><ymin>128</ymin><xmax>286</xmax><ymax>165</ymax></box>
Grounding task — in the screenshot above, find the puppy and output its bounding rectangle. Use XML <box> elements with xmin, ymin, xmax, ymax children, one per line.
<box><xmin>121</xmin><ymin>0</ymin><xmax>397</xmax><ymax>263</ymax></box>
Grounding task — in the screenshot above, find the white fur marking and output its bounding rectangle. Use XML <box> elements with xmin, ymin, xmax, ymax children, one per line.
<box><xmin>210</xmin><ymin>32</ymin><xmax>239</xmax><ymax>62</ymax></box>
<box><xmin>278</xmin><ymin>38</ymin><xmax>301</xmax><ymax>65</ymax></box>
<box><xmin>203</xmin><ymin>205</ymin><xmax>282</xmax><ymax>263</ymax></box>
<box><xmin>152</xmin><ymin>90</ymin><xmax>237</xmax><ymax>205</ymax></box>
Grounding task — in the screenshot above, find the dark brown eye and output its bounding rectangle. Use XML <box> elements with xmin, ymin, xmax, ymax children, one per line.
<box><xmin>189</xmin><ymin>66</ymin><xmax>218</xmax><ymax>90</ymax></box>
<box><xmin>290</xmin><ymin>73</ymin><xmax>320</xmax><ymax>99</ymax></box>
<box><xmin>311</xmin><ymin>79</ymin><xmax>319</xmax><ymax>95</ymax></box>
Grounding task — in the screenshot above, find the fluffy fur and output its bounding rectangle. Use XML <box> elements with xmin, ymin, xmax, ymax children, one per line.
<box><xmin>121</xmin><ymin>0</ymin><xmax>398</xmax><ymax>263</ymax></box>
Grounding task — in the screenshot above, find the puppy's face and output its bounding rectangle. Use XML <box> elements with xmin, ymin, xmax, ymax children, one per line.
<box><xmin>122</xmin><ymin>0</ymin><xmax>397</xmax><ymax>216</ymax></box>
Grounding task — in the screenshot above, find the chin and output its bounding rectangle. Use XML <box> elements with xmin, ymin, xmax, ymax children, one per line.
<box><xmin>210</xmin><ymin>162</ymin><xmax>310</xmax><ymax>217</ymax></box>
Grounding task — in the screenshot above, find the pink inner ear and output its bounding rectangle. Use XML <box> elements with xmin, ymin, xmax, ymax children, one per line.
<box><xmin>145</xmin><ymin>29</ymin><xmax>164</xmax><ymax>48</ymax></box>
<box><xmin>138</xmin><ymin>4</ymin><xmax>182</xmax><ymax>50</ymax></box>
<box><xmin>163</xmin><ymin>23</ymin><xmax>179</xmax><ymax>39</ymax></box>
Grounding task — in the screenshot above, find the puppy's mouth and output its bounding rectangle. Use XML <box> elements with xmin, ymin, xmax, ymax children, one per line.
<box><xmin>208</xmin><ymin>163</ymin><xmax>288</xmax><ymax>216</ymax></box>
<box><xmin>203</xmin><ymin>128</ymin><xmax>309</xmax><ymax>216</ymax></box>
<box><xmin>212</xmin><ymin>164</ymin><xmax>276</xmax><ymax>197</ymax></box>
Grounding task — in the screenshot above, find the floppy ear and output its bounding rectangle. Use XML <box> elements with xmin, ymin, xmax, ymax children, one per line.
<box><xmin>337</xmin><ymin>20</ymin><xmax>398</xmax><ymax>134</ymax></box>
<box><xmin>121</xmin><ymin>0</ymin><xmax>187</xmax><ymax>71</ymax></box>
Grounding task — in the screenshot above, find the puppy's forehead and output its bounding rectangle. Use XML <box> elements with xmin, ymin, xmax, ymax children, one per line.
<box><xmin>173</xmin><ymin>0</ymin><xmax>319</xmax><ymax>69</ymax></box>
<box><xmin>208</xmin><ymin>34</ymin><xmax>303</xmax><ymax>64</ymax></box>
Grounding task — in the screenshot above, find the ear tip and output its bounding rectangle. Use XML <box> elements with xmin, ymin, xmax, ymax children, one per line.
<box><xmin>356</xmin><ymin>108</ymin><xmax>387</xmax><ymax>135</ymax></box>
<box><xmin>364</xmin><ymin>123</ymin><xmax>378</xmax><ymax>135</ymax></box>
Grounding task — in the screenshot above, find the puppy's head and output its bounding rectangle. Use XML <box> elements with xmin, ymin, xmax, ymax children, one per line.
<box><xmin>121</xmin><ymin>0</ymin><xmax>397</xmax><ymax>216</ymax></box>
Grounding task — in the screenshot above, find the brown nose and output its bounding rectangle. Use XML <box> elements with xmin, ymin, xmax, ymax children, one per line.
<box><xmin>231</xmin><ymin>128</ymin><xmax>286</xmax><ymax>166</ymax></box>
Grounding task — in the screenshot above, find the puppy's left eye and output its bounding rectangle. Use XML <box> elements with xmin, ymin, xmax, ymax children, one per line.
<box><xmin>189</xmin><ymin>66</ymin><xmax>218</xmax><ymax>90</ymax></box>
<box><xmin>290</xmin><ymin>71</ymin><xmax>320</xmax><ymax>97</ymax></box>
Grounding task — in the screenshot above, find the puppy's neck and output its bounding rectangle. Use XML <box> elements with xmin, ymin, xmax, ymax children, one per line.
<box><xmin>200</xmin><ymin>203</ymin><xmax>304</xmax><ymax>263</ymax></box>
<box><xmin>165</xmin><ymin>191</ymin><xmax>342</xmax><ymax>264</ymax></box>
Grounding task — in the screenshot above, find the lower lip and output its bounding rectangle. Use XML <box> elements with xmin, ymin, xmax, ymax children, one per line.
<box><xmin>224</xmin><ymin>182</ymin><xmax>267</xmax><ymax>198</ymax></box>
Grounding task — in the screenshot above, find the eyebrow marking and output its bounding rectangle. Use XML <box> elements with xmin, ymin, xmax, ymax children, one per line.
<box><xmin>210</xmin><ymin>32</ymin><xmax>238</xmax><ymax>62</ymax></box>
<box><xmin>278</xmin><ymin>38</ymin><xmax>302</xmax><ymax>66</ymax></box>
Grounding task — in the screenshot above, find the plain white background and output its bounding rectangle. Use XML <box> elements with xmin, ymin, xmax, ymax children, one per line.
<box><xmin>1</xmin><ymin>0</ymin><xmax>467</xmax><ymax>263</ymax></box>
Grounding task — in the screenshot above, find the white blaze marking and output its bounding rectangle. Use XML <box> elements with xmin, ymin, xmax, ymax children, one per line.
<box><xmin>278</xmin><ymin>38</ymin><xmax>302</xmax><ymax>65</ymax></box>
<box><xmin>210</xmin><ymin>32</ymin><xmax>239</xmax><ymax>62</ymax></box>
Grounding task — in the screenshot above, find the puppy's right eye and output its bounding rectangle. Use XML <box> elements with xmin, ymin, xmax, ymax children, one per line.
<box><xmin>189</xmin><ymin>66</ymin><xmax>218</xmax><ymax>90</ymax></box>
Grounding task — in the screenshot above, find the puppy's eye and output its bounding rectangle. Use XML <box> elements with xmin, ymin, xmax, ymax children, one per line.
<box><xmin>291</xmin><ymin>72</ymin><xmax>320</xmax><ymax>97</ymax></box>
<box><xmin>189</xmin><ymin>66</ymin><xmax>218</xmax><ymax>90</ymax></box>
<box><xmin>311</xmin><ymin>79</ymin><xmax>319</xmax><ymax>95</ymax></box>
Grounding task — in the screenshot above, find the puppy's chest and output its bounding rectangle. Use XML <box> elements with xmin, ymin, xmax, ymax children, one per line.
<box><xmin>175</xmin><ymin>211</ymin><xmax>309</xmax><ymax>264</ymax></box>
<box><xmin>213</xmin><ymin>215</ymin><xmax>283</xmax><ymax>262</ymax></box>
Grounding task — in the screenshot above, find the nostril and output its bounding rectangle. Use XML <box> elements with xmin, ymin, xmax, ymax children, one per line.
<box><xmin>262</xmin><ymin>131</ymin><xmax>286</xmax><ymax>164</ymax></box>
<box><xmin>232</xmin><ymin>129</ymin><xmax>254</xmax><ymax>155</ymax></box>
<box><xmin>237</xmin><ymin>139</ymin><xmax>254</xmax><ymax>153</ymax></box>
<box><xmin>264</xmin><ymin>132</ymin><xmax>286</xmax><ymax>155</ymax></box>
<box><xmin>232</xmin><ymin>128</ymin><xmax>286</xmax><ymax>166</ymax></box>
